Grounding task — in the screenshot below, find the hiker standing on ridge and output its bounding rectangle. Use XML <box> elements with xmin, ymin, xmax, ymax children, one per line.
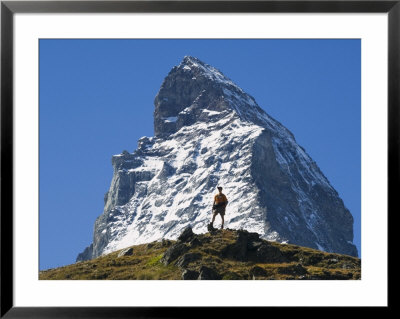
<box><xmin>210</xmin><ymin>186</ymin><xmax>228</xmax><ymax>230</ymax></box>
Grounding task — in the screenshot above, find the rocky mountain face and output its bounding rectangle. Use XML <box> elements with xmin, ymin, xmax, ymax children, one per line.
<box><xmin>77</xmin><ymin>56</ymin><xmax>358</xmax><ymax>262</ymax></box>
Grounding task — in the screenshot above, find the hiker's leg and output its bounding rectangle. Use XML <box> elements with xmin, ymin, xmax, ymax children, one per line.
<box><xmin>221</xmin><ymin>214</ymin><xmax>224</xmax><ymax>229</ymax></box>
<box><xmin>211</xmin><ymin>212</ymin><xmax>216</xmax><ymax>225</ymax></box>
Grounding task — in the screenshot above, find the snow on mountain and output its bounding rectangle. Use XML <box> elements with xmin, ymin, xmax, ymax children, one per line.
<box><xmin>77</xmin><ymin>56</ymin><xmax>358</xmax><ymax>262</ymax></box>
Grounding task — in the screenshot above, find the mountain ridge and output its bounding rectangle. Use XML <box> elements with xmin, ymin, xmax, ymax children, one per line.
<box><xmin>46</xmin><ymin>227</ymin><xmax>360</xmax><ymax>280</ymax></box>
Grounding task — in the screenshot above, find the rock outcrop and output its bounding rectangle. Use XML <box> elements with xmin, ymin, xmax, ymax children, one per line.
<box><xmin>43</xmin><ymin>227</ymin><xmax>361</xmax><ymax>280</ymax></box>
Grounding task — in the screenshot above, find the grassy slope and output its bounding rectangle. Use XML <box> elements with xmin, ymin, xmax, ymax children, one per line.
<box><xmin>39</xmin><ymin>229</ymin><xmax>361</xmax><ymax>280</ymax></box>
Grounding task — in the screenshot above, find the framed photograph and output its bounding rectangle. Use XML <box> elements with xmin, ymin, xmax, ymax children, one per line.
<box><xmin>1</xmin><ymin>0</ymin><xmax>394</xmax><ymax>316</ymax></box>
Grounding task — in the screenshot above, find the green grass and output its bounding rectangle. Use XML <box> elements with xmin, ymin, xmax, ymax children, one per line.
<box><xmin>40</xmin><ymin>229</ymin><xmax>361</xmax><ymax>280</ymax></box>
<box><xmin>146</xmin><ymin>254</ymin><xmax>163</xmax><ymax>266</ymax></box>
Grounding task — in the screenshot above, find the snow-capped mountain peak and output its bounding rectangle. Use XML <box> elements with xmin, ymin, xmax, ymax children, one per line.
<box><xmin>77</xmin><ymin>56</ymin><xmax>358</xmax><ymax>262</ymax></box>
<box><xmin>179</xmin><ymin>55</ymin><xmax>240</xmax><ymax>89</ymax></box>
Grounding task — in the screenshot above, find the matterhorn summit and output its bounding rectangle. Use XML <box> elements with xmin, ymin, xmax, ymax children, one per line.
<box><xmin>77</xmin><ymin>56</ymin><xmax>358</xmax><ymax>261</ymax></box>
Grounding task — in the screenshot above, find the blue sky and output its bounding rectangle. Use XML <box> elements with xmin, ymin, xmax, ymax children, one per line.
<box><xmin>39</xmin><ymin>39</ymin><xmax>361</xmax><ymax>270</ymax></box>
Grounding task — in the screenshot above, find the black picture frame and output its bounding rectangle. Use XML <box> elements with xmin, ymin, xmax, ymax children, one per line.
<box><xmin>1</xmin><ymin>0</ymin><xmax>395</xmax><ymax>317</ymax></box>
